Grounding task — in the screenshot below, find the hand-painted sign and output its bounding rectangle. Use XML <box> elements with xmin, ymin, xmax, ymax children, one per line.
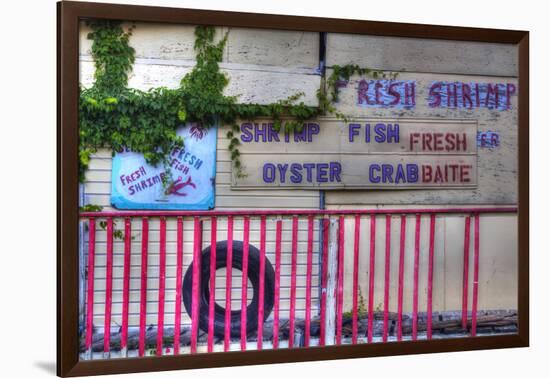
<box><xmin>348</xmin><ymin>79</ymin><xmax>516</xmax><ymax>111</ymax></box>
<box><xmin>357</xmin><ymin>80</ymin><xmax>417</xmax><ymax>109</ymax></box>
<box><xmin>232</xmin><ymin>118</ymin><xmax>477</xmax><ymax>189</ymax></box>
<box><xmin>111</xmin><ymin>124</ymin><xmax>217</xmax><ymax>209</ymax></box>
<box><xmin>477</xmin><ymin>131</ymin><xmax>500</xmax><ymax>148</ymax></box>
<box><xmin>428</xmin><ymin>82</ymin><xmax>516</xmax><ymax>110</ymax></box>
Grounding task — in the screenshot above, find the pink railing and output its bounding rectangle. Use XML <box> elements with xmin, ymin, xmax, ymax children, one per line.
<box><xmin>80</xmin><ymin>207</ymin><xmax>517</xmax><ymax>358</ymax></box>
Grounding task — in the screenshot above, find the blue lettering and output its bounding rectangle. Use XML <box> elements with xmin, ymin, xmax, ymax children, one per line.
<box><xmin>330</xmin><ymin>162</ymin><xmax>342</xmax><ymax>182</ymax></box>
<box><xmin>294</xmin><ymin>125</ymin><xmax>307</xmax><ymax>142</ymax></box>
<box><xmin>290</xmin><ymin>164</ymin><xmax>302</xmax><ymax>183</ymax></box>
<box><xmin>277</xmin><ymin>164</ymin><xmax>289</xmax><ymax>183</ymax></box>
<box><xmin>308</xmin><ymin>123</ymin><xmax>320</xmax><ymax>142</ymax></box>
<box><xmin>374</xmin><ymin>123</ymin><xmax>386</xmax><ymax>143</ymax></box>
<box><xmin>387</xmin><ymin>124</ymin><xmax>400</xmax><ymax>143</ymax></box>
<box><xmin>349</xmin><ymin>123</ymin><xmax>361</xmax><ymax>142</ymax></box>
<box><xmin>263</xmin><ymin>163</ymin><xmax>275</xmax><ymax>183</ymax></box>
<box><xmin>241</xmin><ymin>123</ymin><xmax>253</xmax><ymax>142</ymax></box>
<box><xmin>254</xmin><ymin>123</ymin><xmax>267</xmax><ymax>142</ymax></box>
<box><xmin>395</xmin><ymin>163</ymin><xmax>406</xmax><ymax>184</ymax></box>
<box><xmin>382</xmin><ymin>164</ymin><xmax>394</xmax><ymax>183</ymax></box>
<box><xmin>407</xmin><ymin>164</ymin><xmax>418</xmax><ymax>182</ymax></box>
<box><xmin>267</xmin><ymin>123</ymin><xmax>280</xmax><ymax>142</ymax></box>
<box><xmin>303</xmin><ymin>163</ymin><xmax>315</xmax><ymax>182</ymax></box>
<box><xmin>370</xmin><ymin>164</ymin><xmax>381</xmax><ymax>183</ymax></box>
<box><xmin>317</xmin><ymin>163</ymin><xmax>328</xmax><ymax>183</ymax></box>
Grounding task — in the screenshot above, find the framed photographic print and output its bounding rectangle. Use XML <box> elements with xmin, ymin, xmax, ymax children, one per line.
<box><xmin>57</xmin><ymin>1</ymin><xmax>529</xmax><ymax>376</ymax></box>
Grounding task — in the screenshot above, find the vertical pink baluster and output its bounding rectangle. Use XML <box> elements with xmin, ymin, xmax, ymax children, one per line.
<box><xmin>156</xmin><ymin>217</ymin><xmax>167</xmax><ymax>356</ymax></box>
<box><xmin>319</xmin><ymin>218</ymin><xmax>329</xmax><ymax>346</ymax></box>
<box><xmin>305</xmin><ymin>215</ymin><xmax>314</xmax><ymax>347</ymax></box>
<box><xmin>191</xmin><ymin>217</ymin><xmax>202</xmax><ymax>354</ymax></box>
<box><xmin>383</xmin><ymin>215</ymin><xmax>391</xmax><ymax>342</ymax></box>
<box><xmin>352</xmin><ymin>215</ymin><xmax>360</xmax><ymax>344</ymax></box>
<box><xmin>240</xmin><ymin>217</ymin><xmax>250</xmax><ymax>351</ymax></box>
<box><xmin>289</xmin><ymin>216</ymin><xmax>298</xmax><ymax>348</ymax></box>
<box><xmin>412</xmin><ymin>214</ymin><xmax>421</xmax><ymax>340</ymax></box>
<box><xmin>138</xmin><ymin>218</ymin><xmax>149</xmax><ymax>357</ymax></box>
<box><xmin>462</xmin><ymin>216</ymin><xmax>471</xmax><ymax>330</ymax></box>
<box><xmin>336</xmin><ymin>215</ymin><xmax>345</xmax><ymax>345</ymax></box>
<box><xmin>207</xmin><ymin>217</ymin><xmax>217</xmax><ymax>353</ymax></box>
<box><xmin>257</xmin><ymin>216</ymin><xmax>266</xmax><ymax>350</ymax></box>
<box><xmin>104</xmin><ymin>218</ymin><xmax>114</xmax><ymax>357</ymax></box>
<box><xmin>121</xmin><ymin>218</ymin><xmax>131</xmax><ymax>357</ymax></box>
<box><xmin>224</xmin><ymin>216</ymin><xmax>234</xmax><ymax>352</ymax></box>
<box><xmin>397</xmin><ymin>215</ymin><xmax>406</xmax><ymax>342</ymax></box>
<box><xmin>471</xmin><ymin>214</ymin><xmax>480</xmax><ymax>336</ymax></box>
<box><xmin>367</xmin><ymin>215</ymin><xmax>376</xmax><ymax>343</ymax></box>
<box><xmin>85</xmin><ymin>218</ymin><xmax>96</xmax><ymax>357</ymax></box>
<box><xmin>174</xmin><ymin>217</ymin><xmax>184</xmax><ymax>355</ymax></box>
<box><xmin>427</xmin><ymin>214</ymin><xmax>436</xmax><ymax>340</ymax></box>
<box><xmin>273</xmin><ymin>219</ymin><xmax>282</xmax><ymax>349</ymax></box>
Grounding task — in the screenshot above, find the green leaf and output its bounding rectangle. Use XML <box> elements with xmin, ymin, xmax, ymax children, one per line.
<box><xmin>177</xmin><ymin>108</ymin><xmax>187</xmax><ymax>121</ymax></box>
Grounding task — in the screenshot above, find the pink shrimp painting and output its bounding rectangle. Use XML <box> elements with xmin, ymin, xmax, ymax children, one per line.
<box><xmin>164</xmin><ymin>176</ymin><xmax>197</xmax><ymax>196</ymax></box>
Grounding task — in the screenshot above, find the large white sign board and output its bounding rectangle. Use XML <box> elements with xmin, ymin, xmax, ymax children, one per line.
<box><xmin>232</xmin><ymin>118</ymin><xmax>477</xmax><ymax>190</ymax></box>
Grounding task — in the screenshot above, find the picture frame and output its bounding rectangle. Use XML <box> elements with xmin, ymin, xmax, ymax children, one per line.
<box><xmin>57</xmin><ymin>1</ymin><xmax>529</xmax><ymax>376</ymax></box>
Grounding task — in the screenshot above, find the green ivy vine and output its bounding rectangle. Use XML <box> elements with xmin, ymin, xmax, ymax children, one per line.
<box><xmin>79</xmin><ymin>20</ymin><xmax>393</xmax><ymax>181</ymax></box>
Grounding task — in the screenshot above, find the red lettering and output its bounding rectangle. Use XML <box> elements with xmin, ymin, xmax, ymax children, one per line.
<box><xmin>423</xmin><ymin>133</ymin><xmax>433</xmax><ymax>151</ymax></box>
<box><xmin>434</xmin><ymin>166</ymin><xmax>444</xmax><ymax>183</ymax></box>
<box><xmin>456</xmin><ymin>133</ymin><xmax>467</xmax><ymax>151</ymax></box>
<box><xmin>410</xmin><ymin>133</ymin><xmax>420</xmax><ymax>151</ymax></box>
<box><xmin>421</xmin><ymin>164</ymin><xmax>471</xmax><ymax>184</ymax></box>
<box><xmin>388</xmin><ymin>82</ymin><xmax>401</xmax><ymax>105</ymax></box>
<box><xmin>422</xmin><ymin>165</ymin><xmax>432</xmax><ymax>183</ymax></box>
<box><xmin>460</xmin><ymin>165</ymin><xmax>471</xmax><ymax>182</ymax></box>
<box><xmin>445</xmin><ymin>134</ymin><xmax>455</xmax><ymax>152</ymax></box>
<box><xmin>358</xmin><ymin>80</ymin><xmax>375</xmax><ymax>105</ymax></box>
<box><xmin>434</xmin><ymin>133</ymin><xmax>444</xmax><ymax>151</ymax></box>
<box><xmin>449</xmin><ymin>164</ymin><xmax>459</xmax><ymax>182</ymax></box>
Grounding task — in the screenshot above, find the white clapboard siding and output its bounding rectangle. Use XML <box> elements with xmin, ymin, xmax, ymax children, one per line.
<box><xmin>326</xmin><ymin>33</ymin><xmax>518</xmax><ymax>77</ymax></box>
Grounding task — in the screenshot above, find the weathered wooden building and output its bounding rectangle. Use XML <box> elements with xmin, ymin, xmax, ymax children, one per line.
<box><xmin>79</xmin><ymin>21</ymin><xmax>518</xmax><ymax>356</ymax></box>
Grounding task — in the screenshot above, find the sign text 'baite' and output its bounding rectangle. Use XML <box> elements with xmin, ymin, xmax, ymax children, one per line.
<box><xmin>232</xmin><ymin>118</ymin><xmax>477</xmax><ymax>190</ymax></box>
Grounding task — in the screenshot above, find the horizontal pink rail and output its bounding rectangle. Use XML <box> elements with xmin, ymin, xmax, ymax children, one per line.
<box><xmin>81</xmin><ymin>207</ymin><xmax>517</xmax><ymax>218</ymax></box>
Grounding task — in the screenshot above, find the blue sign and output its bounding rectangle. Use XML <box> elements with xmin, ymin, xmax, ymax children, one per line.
<box><xmin>111</xmin><ymin>124</ymin><xmax>217</xmax><ymax>210</ymax></box>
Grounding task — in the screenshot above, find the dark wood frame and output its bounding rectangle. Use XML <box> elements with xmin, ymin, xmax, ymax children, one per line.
<box><xmin>57</xmin><ymin>1</ymin><xmax>529</xmax><ymax>376</ymax></box>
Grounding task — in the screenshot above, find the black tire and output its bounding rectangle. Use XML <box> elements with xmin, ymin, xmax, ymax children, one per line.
<box><xmin>182</xmin><ymin>240</ymin><xmax>275</xmax><ymax>339</ymax></box>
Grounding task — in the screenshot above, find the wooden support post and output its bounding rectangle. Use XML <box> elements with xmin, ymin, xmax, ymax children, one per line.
<box><xmin>324</xmin><ymin>218</ymin><xmax>339</xmax><ymax>346</ymax></box>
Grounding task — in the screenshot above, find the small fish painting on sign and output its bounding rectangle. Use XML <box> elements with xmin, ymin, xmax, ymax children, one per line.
<box><xmin>110</xmin><ymin>123</ymin><xmax>217</xmax><ymax>209</ymax></box>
